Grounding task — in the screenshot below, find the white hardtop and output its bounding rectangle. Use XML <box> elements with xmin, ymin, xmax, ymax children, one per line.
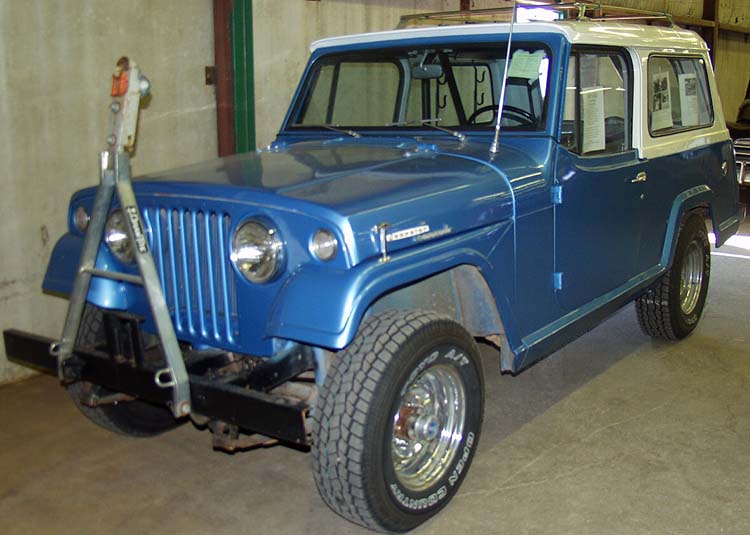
<box><xmin>311</xmin><ymin>20</ymin><xmax>707</xmax><ymax>53</ymax></box>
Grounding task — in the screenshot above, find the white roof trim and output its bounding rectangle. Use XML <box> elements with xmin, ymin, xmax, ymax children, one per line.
<box><xmin>310</xmin><ymin>21</ymin><xmax>707</xmax><ymax>53</ymax></box>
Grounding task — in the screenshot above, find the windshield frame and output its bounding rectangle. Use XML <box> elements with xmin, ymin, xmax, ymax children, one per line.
<box><xmin>284</xmin><ymin>40</ymin><xmax>554</xmax><ymax>137</ymax></box>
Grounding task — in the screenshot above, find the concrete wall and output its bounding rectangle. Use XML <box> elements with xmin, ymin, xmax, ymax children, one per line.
<box><xmin>0</xmin><ymin>0</ymin><xmax>217</xmax><ymax>383</ymax></box>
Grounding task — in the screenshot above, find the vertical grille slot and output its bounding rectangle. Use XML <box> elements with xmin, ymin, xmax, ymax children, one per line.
<box><xmin>145</xmin><ymin>205</ymin><xmax>237</xmax><ymax>345</ymax></box>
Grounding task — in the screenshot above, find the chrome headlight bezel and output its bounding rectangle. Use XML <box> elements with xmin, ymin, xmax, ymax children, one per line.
<box><xmin>230</xmin><ymin>219</ymin><xmax>284</xmax><ymax>284</ymax></box>
<box><xmin>74</xmin><ymin>206</ymin><xmax>90</xmax><ymax>233</ymax></box>
<box><xmin>311</xmin><ymin>228</ymin><xmax>338</xmax><ymax>261</ymax></box>
<box><xmin>104</xmin><ymin>209</ymin><xmax>134</xmax><ymax>264</ymax></box>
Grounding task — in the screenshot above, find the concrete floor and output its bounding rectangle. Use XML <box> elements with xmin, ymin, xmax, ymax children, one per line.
<box><xmin>2</xmin><ymin>211</ymin><xmax>749</xmax><ymax>535</ymax></box>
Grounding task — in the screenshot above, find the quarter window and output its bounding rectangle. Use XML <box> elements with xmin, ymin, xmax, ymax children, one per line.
<box><xmin>561</xmin><ymin>48</ymin><xmax>631</xmax><ymax>156</ymax></box>
<box><xmin>647</xmin><ymin>56</ymin><xmax>713</xmax><ymax>135</ymax></box>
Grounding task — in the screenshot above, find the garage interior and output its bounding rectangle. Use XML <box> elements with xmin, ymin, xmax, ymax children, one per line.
<box><xmin>1</xmin><ymin>0</ymin><xmax>749</xmax><ymax>533</ymax></box>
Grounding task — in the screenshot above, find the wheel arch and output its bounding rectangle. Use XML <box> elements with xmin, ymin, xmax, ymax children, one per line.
<box><xmin>367</xmin><ymin>264</ymin><xmax>516</xmax><ymax>370</ymax></box>
<box><xmin>661</xmin><ymin>185</ymin><xmax>714</xmax><ymax>270</ymax></box>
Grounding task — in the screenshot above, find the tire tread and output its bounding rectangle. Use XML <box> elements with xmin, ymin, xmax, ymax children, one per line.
<box><xmin>312</xmin><ymin>310</ymin><xmax>455</xmax><ymax>532</ymax></box>
<box><xmin>635</xmin><ymin>213</ymin><xmax>709</xmax><ymax>340</ymax></box>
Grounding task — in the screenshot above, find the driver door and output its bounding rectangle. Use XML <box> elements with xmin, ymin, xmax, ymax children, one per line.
<box><xmin>554</xmin><ymin>47</ymin><xmax>648</xmax><ymax>311</ymax></box>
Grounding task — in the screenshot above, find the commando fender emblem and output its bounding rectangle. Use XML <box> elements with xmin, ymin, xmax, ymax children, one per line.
<box><xmin>415</xmin><ymin>225</ymin><xmax>452</xmax><ymax>242</ymax></box>
<box><xmin>386</xmin><ymin>225</ymin><xmax>430</xmax><ymax>242</ymax></box>
<box><xmin>374</xmin><ymin>223</ymin><xmax>453</xmax><ymax>263</ymax></box>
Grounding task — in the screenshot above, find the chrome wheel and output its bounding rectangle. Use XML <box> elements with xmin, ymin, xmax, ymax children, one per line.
<box><xmin>392</xmin><ymin>362</ymin><xmax>466</xmax><ymax>492</ymax></box>
<box><xmin>679</xmin><ymin>240</ymin><xmax>704</xmax><ymax>315</ymax></box>
<box><xmin>313</xmin><ymin>311</ymin><xmax>483</xmax><ymax>531</ymax></box>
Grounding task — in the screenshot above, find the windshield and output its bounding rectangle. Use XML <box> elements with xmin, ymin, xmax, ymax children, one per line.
<box><xmin>290</xmin><ymin>43</ymin><xmax>551</xmax><ymax>132</ymax></box>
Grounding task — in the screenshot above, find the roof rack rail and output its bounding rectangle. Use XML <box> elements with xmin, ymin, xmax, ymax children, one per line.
<box><xmin>397</xmin><ymin>1</ymin><xmax>675</xmax><ymax>29</ymax></box>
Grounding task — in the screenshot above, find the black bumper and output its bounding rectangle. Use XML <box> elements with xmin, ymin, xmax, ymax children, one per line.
<box><xmin>3</xmin><ymin>329</ymin><xmax>310</xmax><ymax>445</ymax></box>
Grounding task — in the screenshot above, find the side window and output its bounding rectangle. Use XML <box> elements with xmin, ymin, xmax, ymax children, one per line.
<box><xmin>647</xmin><ymin>56</ymin><xmax>713</xmax><ymax>135</ymax></box>
<box><xmin>561</xmin><ymin>49</ymin><xmax>631</xmax><ymax>156</ymax></box>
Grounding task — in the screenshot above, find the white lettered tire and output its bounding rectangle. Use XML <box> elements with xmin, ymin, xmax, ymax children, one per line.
<box><xmin>312</xmin><ymin>310</ymin><xmax>484</xmax><ymax>532</ymax></box>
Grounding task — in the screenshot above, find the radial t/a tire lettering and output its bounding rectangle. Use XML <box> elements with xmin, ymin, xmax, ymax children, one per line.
<box><xmin>312</xmin><ymin>309</ymin><xmax>484</xmax><ymax>532</ymax></box>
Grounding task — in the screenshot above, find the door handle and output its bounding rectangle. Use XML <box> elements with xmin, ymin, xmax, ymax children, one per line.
<box><xmin>631</xmin><ymin>172</ymin><xmax>647</xmax><ymax>183</ymax></box>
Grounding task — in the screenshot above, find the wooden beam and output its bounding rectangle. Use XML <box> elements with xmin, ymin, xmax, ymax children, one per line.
<box><xmin>718</xmin><ymin>22</ymin><xmax>750</xmax><ymax>36</ymax></box>
<box><xmin>672</xmin><ymin>15</ymin><xmax>715</xmax><ymax>29</ymax></box>
<box><xmin>702</xmin><ymin>0</ymin><xmax>719</xmax><ymax>64</ymax></box>
<box><xmin>213</xmin><ymin>0</ymin><xmax>236</xmax><ymax>157</ymax></box>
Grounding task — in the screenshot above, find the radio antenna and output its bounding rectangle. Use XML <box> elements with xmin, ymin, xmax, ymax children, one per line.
<box><xmin>490</xmin><ymin>0</ymin><xmax>518</xmax><ymax>154</ymax></box>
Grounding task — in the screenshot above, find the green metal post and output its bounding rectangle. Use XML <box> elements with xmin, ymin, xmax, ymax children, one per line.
<box><xmin>231</xmin><ymin>0</ymin><xmax>256</xmax><ymax>152</ymax></box>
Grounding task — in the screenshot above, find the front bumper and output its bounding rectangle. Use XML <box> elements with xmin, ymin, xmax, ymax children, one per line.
<box><xmin>738</xmin><ymin>160</ymin><xmax>750</xmax><ymax>186</ymax></box>
<box><xmin>3</xmin><ymin>328</ymin><xmax>310</xmax><ymax>445</ymax></box>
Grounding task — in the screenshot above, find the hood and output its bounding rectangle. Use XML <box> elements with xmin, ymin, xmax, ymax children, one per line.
<box><xmin>125</xmin><ymin>137</ymin><xmax>551</xmax><ymax>264</ymax></box>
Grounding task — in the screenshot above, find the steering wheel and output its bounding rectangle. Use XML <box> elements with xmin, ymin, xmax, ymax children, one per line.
<box><xmin>467</xmin><ymin>104</ymin><xmax>537</xmax><ymax>126</ymax></box>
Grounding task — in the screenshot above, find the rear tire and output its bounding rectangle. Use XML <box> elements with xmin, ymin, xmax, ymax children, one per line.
<box><xmin>635</xmin><ymin>213</ymin><xmax>711</xmax><ymax>340</ymax></box>
<box><xmin>67</xmin><ymin>305</ymin><xmax>181</xmax><ymax>437</ymax></box>
<box><xmin>312</xmin><ymin>310</ymin><xmax>484</xmax><ymax>532</ymax></box>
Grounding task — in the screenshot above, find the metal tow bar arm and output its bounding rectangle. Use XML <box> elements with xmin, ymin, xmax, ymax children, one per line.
<box><xmin>50</xmin><ymin>57</ymin><xmax>191</xmax><ymax>418</ymax></box>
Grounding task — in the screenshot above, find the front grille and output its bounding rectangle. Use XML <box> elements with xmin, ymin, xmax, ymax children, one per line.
<box><xmin>734</xmin><ymin>138</ymin><xmax>750</xmax><ymax>162</ymax></box>
<box><xmin>142</xmin><ymin>206</ymin><xmax>238</xmax><ymax>345</ymax></box>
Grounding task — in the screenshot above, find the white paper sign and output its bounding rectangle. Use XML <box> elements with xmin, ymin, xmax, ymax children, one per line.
<box><xmin>581</xmin><ymin>86</ymin><xmax>605</xmax><ymax>153</ymax></box>
<box><xmin>651</xmin><ymin>72</ymin><xmax>673</xmax><ymax>131</ymax></box>
<box><xmin>678</xmin><ymin>73</ymin><xmax>699</xmax><ymax>127</ymax></box>
<box><xmin>508</xmin><ymin>50</ymin><xmax>546</xmax><ymax>80</ymax></box>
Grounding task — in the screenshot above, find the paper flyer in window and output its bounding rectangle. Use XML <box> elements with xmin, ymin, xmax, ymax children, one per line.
<box><xmin>651</xmin><ymin>72</ymin><xmax>673</xmax><ymax>130</ymax></box>
<box><xmin>508</xmin><ymin>50</ymin><xmax>545</xmax><ymax>80</ymax></box>
<box><xmin>678</xmin><ymin>73</ymin><xmax>699</xmax><ymax>127</ymax></box>
<box><xmin>581</xmin><ymin>86</ymin><xmax>605</xmax><ymax>153</ymax></box>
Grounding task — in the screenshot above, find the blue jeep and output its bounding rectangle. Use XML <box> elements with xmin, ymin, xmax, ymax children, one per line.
<box><xmin>4</xmin><ymin>8</ymin><xmax>743</xmax><ymax>533</ymax></box>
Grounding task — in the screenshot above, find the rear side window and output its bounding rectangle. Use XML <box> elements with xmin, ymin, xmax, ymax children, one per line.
<box><xmin>561</xmin><ymin>48</ymin><xmax>632</xmax><ymax>156</ymax></box>
<box><xmin>647</xmin><ymin>56</ymin><xmax>713</xmax><ymax>136</ymax></box>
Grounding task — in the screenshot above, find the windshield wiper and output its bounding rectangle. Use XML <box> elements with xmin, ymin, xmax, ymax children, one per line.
<box><xmin>387</xmin><ymin>118</ymin><xmax>467</xmax><ymax>143</ymax></box>
<box><xmin>318</xmin><ymin>124</ymin><xmax>361</xmax><ymax>138</ymax></box>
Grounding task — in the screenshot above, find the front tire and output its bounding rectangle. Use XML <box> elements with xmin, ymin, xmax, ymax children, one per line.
<box><xmin>636</xmin><ymin>213</ymin><xmax>711</xmax><ymax>340</ymax></box>
<box><xmin>67</xmin><ymin>305</ymin><xmax>181</xmax><ymax>437</ymax></box>
<box><xmin>312</xmin><ymin>310</ymin><xmax>484</xmax><ymax>532</ymax></box>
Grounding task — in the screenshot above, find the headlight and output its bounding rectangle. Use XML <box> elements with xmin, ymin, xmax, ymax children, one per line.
<box><xmin>74</xmin><ymin>206</ymin><xmax>90</xmax><ymax>232</ymax></box>
<box><xmin>104</xmin><ymin>209</ymin><xmax>134</xmax><ymax>263</ymax></box>
<box><xmin>230</xmin><ymin>219</ymin><xmax>284</xmax><ymax>283</ymax></box>
<box><xmin>311</xmin><ymin>229</ymin><xmax>338</xmax><ymax>261</ymax></box>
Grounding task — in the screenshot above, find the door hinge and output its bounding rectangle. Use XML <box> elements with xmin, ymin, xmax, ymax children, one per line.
<box><xmin>551</xmin><ymin>184</ymin><xmax>563</xmax><ymax>205</ymax></box>
<box><xmin>552</xmin><ymin>272</ymin><xmax>563</xmax><ymax>291</ymax></box>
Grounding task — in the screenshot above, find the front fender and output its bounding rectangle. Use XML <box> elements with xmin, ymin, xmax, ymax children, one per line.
<box><xmin>43</xmin><ymin>233</ymin><xmax>82</xmax><ymax>296</ymax></box>
<box><xmin>42</xmin><ymin>233</ymin><xmax>131</xmax><ymax>310</ymax></box>
<box><xmin>266</xmin><ymin>222</ymin><xmax>512</xmax><ymax>350</ymax></box>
